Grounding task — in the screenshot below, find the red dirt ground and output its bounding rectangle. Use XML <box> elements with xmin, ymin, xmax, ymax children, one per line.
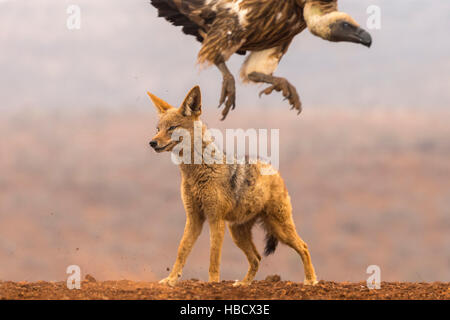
<box><xmin>1</xmin><ymin>278</ymin><xmax>448</xmax><ymax>300</ymax></box>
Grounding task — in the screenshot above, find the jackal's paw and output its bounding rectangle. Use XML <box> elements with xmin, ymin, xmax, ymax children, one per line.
<box><xmin>233</xmin><ymin>280</ymin><xmax>252</xmax><ymax>287</ymax></box>
<box><xmin>259</xmin><ymin>78</ymin><xmax>302</xmax><ymax>114</ymax></box>
<box><xmin>159</xmin><ymin>276</ymin><xmax>178</xmax><ymax>287</ymax></box>
<box><xmin>304</xmin><ymin>278</ymin><xmax>318</xmax><ymax>286</ymax></box>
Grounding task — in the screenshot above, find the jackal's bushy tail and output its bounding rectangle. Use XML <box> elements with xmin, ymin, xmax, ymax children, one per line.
<box><xmin>264</xmin><ymin>233</ymin><xmax>279</xmax><ymax>256</ymax></box>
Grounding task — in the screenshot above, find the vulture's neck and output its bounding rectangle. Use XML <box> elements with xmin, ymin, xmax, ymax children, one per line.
<box><xmin>304</xmin><ymin>3</ymin><xmax>357</xmax><ymax>41</ymax></box>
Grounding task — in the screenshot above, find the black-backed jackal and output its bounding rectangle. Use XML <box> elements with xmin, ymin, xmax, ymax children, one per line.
<box><xmin>148</xmin><ymin>86</ymin><xmax>317</xmax><ymax>286</ymax></box>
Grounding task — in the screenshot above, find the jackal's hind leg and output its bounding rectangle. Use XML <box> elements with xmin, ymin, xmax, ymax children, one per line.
<box><xmin>266</xmin><ymin>216</ymin><xmax>317</xmax><ymax>285</ymax></box>
<box><xmin>263</xmin><ymin>197</ymin><xmax>317</xmax><ymax>285</ymax></box>
<box><xmin>228</xmin><ymin>221</ymin><xmax>261</xmax><ymax>286</ymax></box>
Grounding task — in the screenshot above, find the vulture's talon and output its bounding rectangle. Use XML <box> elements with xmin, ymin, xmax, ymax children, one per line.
<box><xmin>259</xmin><ymin>86</ymin><xmax>274</xmax><ymax>97</ymax></box>
<box><xmin>260</xmin><ymin>77</ymin><xmax>302</xmax><ymax>113</ymax></box>
<box><xmin>218</xmin><ymin>75</ymin><xmax>236</xmax><ymax>120</ymax></box>
<box><xmin>221</xmin><ymin>100</ymin><xmax>234</xmax><ymax>121</ymax></box>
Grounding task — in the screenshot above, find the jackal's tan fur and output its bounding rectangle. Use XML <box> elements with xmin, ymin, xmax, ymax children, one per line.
<box><xmin>148</xmin><ymin>86</ymin><xmax>317</xmax><ymax>286</ymax></box>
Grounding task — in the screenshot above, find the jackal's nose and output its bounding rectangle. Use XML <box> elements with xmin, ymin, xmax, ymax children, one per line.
<box><xmin>149</xmin><ymin>140</ymin><xmax>157</xmax><ymax>148</ymax></box>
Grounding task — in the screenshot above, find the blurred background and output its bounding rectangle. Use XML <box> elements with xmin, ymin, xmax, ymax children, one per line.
<box><xmin>0</xmin><ymin>0</ymin><xmax>449</xmax><ymax>283</ymax></box>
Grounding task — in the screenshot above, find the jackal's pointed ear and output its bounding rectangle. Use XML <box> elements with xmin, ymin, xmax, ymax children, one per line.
<box><xmin>179</xmin><ymin>86</ymin><xmax>202</xmax><ymax>117</ymax></box>
<box><xmin>147</xmin><ymin>92</ymin><xmax>173</xmax><ymax>115</ymax></box>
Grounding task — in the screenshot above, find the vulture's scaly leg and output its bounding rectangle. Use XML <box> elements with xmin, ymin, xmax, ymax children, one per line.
<box><xmin>216</xmin><ymin>59</ymin><xmax>236</xmax><ymax>121</ymax></box>
<box><xmin>198</xmin><ymin>14</ymin><xmax>245</xmax><ymax>120</ymax></box>
<box><xmin>248</xmin><ymin>72</ymin><xmax>302</xmax><ymax>114</ymax></box>
<box><xmin>240</xmin><ymin>44</ymin><xmax>302</xmax><ymax>114</ymax></box>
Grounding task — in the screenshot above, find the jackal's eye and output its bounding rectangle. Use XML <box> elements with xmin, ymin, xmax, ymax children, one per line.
<box><xmin>168</xmin><ymin>125</ymin><xmax>180</xmax><ymax>131</ymax></box>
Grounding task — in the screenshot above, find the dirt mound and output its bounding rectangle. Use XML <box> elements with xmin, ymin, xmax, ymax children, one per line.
<box><xmin>0</xmin><ymin>280</ymin><xmax>448</xmax><ymax>300</ymax></box>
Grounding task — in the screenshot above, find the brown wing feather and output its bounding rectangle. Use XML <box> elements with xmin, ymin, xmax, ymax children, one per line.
<box><xmin>241</xmin><ymin>0</ymin><xmax>306</xmax><ymax>51</ymax></box>
<box><xmin>150</xmin><ymin>0</ymin><xmax>206</xmax><ymax>42</ymax></box>
<box><xmin>198</xmin><ymin>13</ymin><xmax>246</xmax><ymax>65</ymax></box>
<box><xmin>150</xmin><ymin>0</ymin><xmax>246</xmax><ymax>55</ymax></box>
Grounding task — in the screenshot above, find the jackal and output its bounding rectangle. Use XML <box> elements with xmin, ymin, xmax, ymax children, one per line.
<box><xmin>148</xmin><ymin>86</ymin><xmax>318</xmax><ymax>286</ymax></box>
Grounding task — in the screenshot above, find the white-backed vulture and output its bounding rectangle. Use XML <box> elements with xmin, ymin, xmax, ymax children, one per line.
<box><xmin>150</xmin><ymin>0</ymin><xmax>372</xmax><ymax>120</ymax></box>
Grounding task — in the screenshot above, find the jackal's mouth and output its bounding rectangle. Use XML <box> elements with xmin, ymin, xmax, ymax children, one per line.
<box><xmin>154</xmin><ymin>141</ymin><xmax>177</xmax><ymax>152</ymax></box>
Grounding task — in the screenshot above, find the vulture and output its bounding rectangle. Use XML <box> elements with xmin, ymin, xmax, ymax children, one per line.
<box><xmin>150</xmin><ymin>0</ymin><xmax>372</xmax><ymax>120</ymax></box>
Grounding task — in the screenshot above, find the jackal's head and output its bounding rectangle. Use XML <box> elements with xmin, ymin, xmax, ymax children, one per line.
<box><xmin>148</xmin><ymin>86</ymin><xmax>202</xmax><ymax>153</ymax></box>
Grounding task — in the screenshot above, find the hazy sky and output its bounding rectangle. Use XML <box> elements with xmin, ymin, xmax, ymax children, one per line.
<box><xmin>1</xmin><ymin>0</ymin><xmax>449</xmax><ymax>111</ymax></box>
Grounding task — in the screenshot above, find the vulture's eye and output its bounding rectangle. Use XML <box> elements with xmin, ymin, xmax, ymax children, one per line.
<box><xmin>343</xmin><ymin>22</ymin><xmax>351</xmax><ymax>29</ymax></box>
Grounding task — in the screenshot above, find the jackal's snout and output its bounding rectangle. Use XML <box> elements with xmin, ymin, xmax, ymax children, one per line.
<box><xmin>149</xmin><ymin>135</ymin><xmax>174</xmax><ymax>153</ymax></box>
<box><xmin>149</xmin><ymin>140</ymin><xmax>158</xmax><ymax>148</ymax></box>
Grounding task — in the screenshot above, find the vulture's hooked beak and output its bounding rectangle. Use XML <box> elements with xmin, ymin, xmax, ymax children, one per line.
<box><xmin>354</xmin><ymin>27</ymin><xmax>372</xmax><ymax>48</ymax></box>
<box><xmin>329</xmin><ymin>20</ymin><xmax>372</xmax><ymax>48</ymax></box>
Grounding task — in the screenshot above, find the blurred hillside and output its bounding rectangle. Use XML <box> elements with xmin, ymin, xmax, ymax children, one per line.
<box><xmin>0</xmin><ymin>107</ymin><xmax>449</xmax><ymax>282</ymax></box>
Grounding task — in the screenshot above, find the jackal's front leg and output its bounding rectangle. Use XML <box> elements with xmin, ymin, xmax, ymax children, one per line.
<box><xmin>160</xmin><ymin>214</ymin><xmax>205</xmax><ymax>286</ymax></box>
<box><xmin>208</xmin><ymin>219</ymin><xmax>226</xmax><ymax>282</ymax></box>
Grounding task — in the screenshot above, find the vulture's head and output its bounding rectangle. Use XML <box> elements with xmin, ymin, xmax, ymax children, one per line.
<box><xmin>304</xmin><ymin>4</ymin><xmax>372</xmax><ymax>48</ymax></box>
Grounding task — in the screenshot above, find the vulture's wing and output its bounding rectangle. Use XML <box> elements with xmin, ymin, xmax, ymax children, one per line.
<box><xmin>150</xmin><ymin>0</ymin><xmax>219</xmax><ymax>43</ymax></box>
<box><xmin>151</xmin><ymin>0</ymin><xmax>246</xmax><ymax>56</ymax></box>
